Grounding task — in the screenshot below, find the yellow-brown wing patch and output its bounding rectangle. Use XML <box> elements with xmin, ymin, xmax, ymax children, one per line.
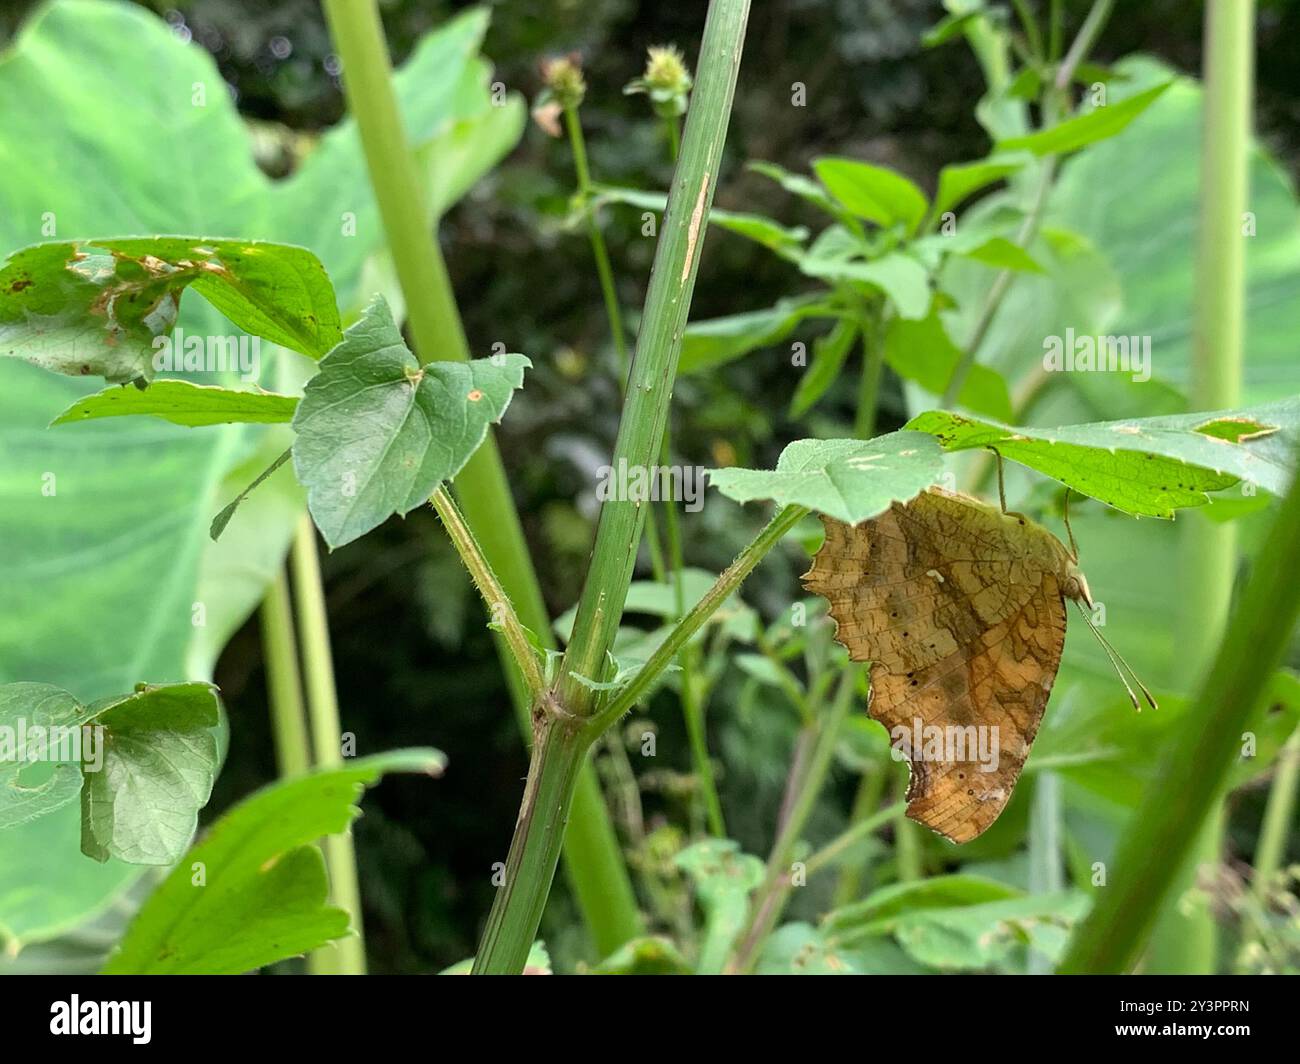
<box><xmin>802</xmin><ymin>489</ymin><xmax>1068</xmax><ymax>843</ymax></box>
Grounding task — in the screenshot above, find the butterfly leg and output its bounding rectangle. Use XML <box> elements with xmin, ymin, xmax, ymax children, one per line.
<box><xmin>989</xmin><ymin>447</ymin><xmax>1029</xmax><ymax>523</ymax></box>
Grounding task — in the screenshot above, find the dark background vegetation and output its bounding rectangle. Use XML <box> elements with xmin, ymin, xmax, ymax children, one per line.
<box><xmin>4</xmin><ymin>0</ymin><xmax>1296</xmax><ymax>971</ymax></box>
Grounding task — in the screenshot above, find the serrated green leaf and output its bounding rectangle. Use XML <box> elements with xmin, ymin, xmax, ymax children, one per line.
<box><xmin>80</xmin><ymin>683</ymin><xmax>222</xmax><ymax>865</ymax></box>
<box><xmin>709</xmin><ymin>431</ymin><xmax>945</xmax><ymax>524</ymax></box>
<box><xmin>102</xmin><ymin>750</ymin><xmax>444</xmax><ymax>974</ymax></box>
<box><xmin>813</xmin><ymin>157</ymin><xmax>929</xmax><ymax>233</ymax></box>
<box><xmin>904</xmin><ymin>398</ymin><xmax>1299</xmax><ymax>516</ymax></box>
<box><xmin>292</xmin><ymin>296</ymin><xmax>530</xmax><ymax>548</ymax></box>
<box><xmin>996</xmin><ymin>82</ymin><xmax>1173</xmax><ymax>157</ymax></box>
<box><xmin>0</xmin><ymin>237</ymin><xmax>341</xmax><ymax>385</ymax></box>
<box><xmin>823</xmin><ymin>874</ymin><xmax>1023</xmax><ymax>940</ymax></box>
<box><xmin>51</xmin><ymin>380</ymin><xmax>298</xmax><ymax>428</ymax></box>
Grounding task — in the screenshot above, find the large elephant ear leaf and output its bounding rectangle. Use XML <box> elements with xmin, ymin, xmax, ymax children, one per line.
<box><xmin>0</xmin><ymin>0</ymin><xmax>523</xmax><ymax>956</ymax></box>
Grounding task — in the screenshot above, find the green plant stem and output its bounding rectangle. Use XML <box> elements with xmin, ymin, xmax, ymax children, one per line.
<box><xmin>942</xmin><ymin>0</ymin><xmax>1114</xmax><ymax>409</ymax></box>
<box><xmin>1011</xmin><ymin>0</ymin><xmax>1044</xmax><ymax>60</ymax></box>
<box><xmin>1057</xmin><ymin>447</ymin><xmax>1300</xmax><ymax>975</ymax></box>
<box><xmin>556</xmin><ymin>0</ymin><xmax>753</xmax><ymax>718</ymax></box>
<box><xmin>805</xmin><ymin>800</ymin><xmax>907</xmax><ymax>879</ymax></box>
<box><xmin>1253</xmin><ymin>723</ymin><xmax>1300</xmax><ymax>902</ymax></box>
<box><xmin>941</xmin><ymin>157</ymin><xmax>1056</xmax><ymax>407</ymax></box>
<box><xmin>565</xmin><ymin>105</ymin><xmax>632</xmax><ymax>381</ymax></box>
<box><xmin>471</xmin><ymin>705</ymin><xmax>595</xmax><ymax>974</ymax></box>
<box><xmin>727</xmin><ymin>668</ymin><xmax>857</xmax><ymax>973</ymax></box>
<box><xmin>430</xmin><ymin>487</ymin><xmax>545</xmax><ymax>699</ymax></box>
<box><xmin>892</xmin><ymin>761</ymin><xmax>923</xmax><ymax>882</ymax></box>
<box><xmin>259</xmin><ymin>568</ymin><xmax>312</xmax><ymax>779</ymax></box>
<box><xmin>591</xmin><ymin>504</ymin><xmax>808</xmax><ymax>733</ymax></box>
<box><xmin>320</xmin><ymin>0</ymin><xmax>641</xmax><ymax>956</ymax></box>
<box><xmin>290</xmin><ymin>516</ymin><xmax>366</xmax><ymax>976</ymax></box>
<box><xmin>853</xmin><ymin>317</ymin><xmax>884</xmax><ymax>439</ymax></box>
<box><xmin>471</xmin><ymin>0</ymin><xmax>752</xmax><ymax>974</ymax></box>
<box><xmin>1149</xmin><ymin>0</ymin><xmax>1253</xmax><ymax>975</ymax></box>
<box><xmin>832</xmin><ymin>753</ymin><xmax>892</xmax><ymax>905</ymax></box>
<box><xmin>661</xmin><ymin>422</ymin><xmax>724</xmax><ymax>836</ymax></box>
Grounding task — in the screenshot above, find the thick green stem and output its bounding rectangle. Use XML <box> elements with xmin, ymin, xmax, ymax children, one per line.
<box><xmin>1057</xmin><ymin>447</ymin><xmax>1300</xmax><ymax>974</ymax></box>
<box><xmin>259</xmin><ymin>568</ymin><xmax>312</xmax><ymax>779</ymax></box>
<box><xmin>291</xmin><ymin>516</ymin><xmax>366</xmax><ymax>975</ymax></box>
<box><xmin>1148</xmin><ymin>0</ymin><xmax>1253</xmax><ymax>975</ymax></box>
<box><xmin>556</xmin><ymin>0</ymin><xmax>752</xmax><ymax>717</ymax></box>
<box><xmin>470</xmin><ymin>0</ymin><xmax>752</xmax><ymax>973</ymax></box>
<box><xmin>471</xmin><ymin>706</ymin><xmax>595</xmax><ymax>974</ymax></box>
<box><xmin>320</xmin><ymin>0</ymin><xmax>641</xmax><ymax>955</ymax></box>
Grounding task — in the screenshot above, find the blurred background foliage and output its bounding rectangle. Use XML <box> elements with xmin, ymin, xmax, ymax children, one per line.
<box><xmin>1</xmin><ymin>0</ymin><xmax>1298</xmax><ymax>973</ymax></box>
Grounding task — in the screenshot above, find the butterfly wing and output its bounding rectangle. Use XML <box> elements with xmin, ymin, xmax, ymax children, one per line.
<box><xmin>802</xmin><ymin>489</ymin><xmax>1068</xmax><ymax>843</ymax></box>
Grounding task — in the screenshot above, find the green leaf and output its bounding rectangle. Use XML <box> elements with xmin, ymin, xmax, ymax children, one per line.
<box><xmin>0</xmin><ymin>237</ymin><xmax>341</xmax><ymax>385</ymax></box>
<box><xmin>996</xmin><ymin>82</ymin><xmax>1173</xmax><ymax>157</ymax></box>
<box><xmin>891</xmin><ymin>890</ymin><xmax>1089</xmax><ymax>971</ymax></box>
<box><xmin>0</xmin><ymin>681</ymin><xmax>221</xmax><ymax>866</ymax></box>
<box><xmin>681</xmin><ymin>295</ymin><xmax>837</xmax><ymax>374</ymax></box>
<box><xmin>102</xmin><ymin>750</ymin><xmax>445</xmax><ymax>974</ymax></box>
<box><xmin>790</xmin><ymin>317</ymin><xmax>857</xmax><ymax>418</ymax></box>
<box><xmin>747</xmin><ymin>160</ymin><xmax>839</xmax><ymax>215</ymax></box>
<box><xmin>922</xmin><ymin>7</ymin><xmax>985</xmax><ymax>48</ymax></box>
<box><xmin>675</xmin><ymin>839</ymin><xmax>765</xmax><ymax>974</ymax></box>
<box><xmin>905</xmin><ymin>398</ymin><xmax>1299</xmax><ymax>516</ymax></box>
<box><xmin>0</xmin><ymin>683</ymin><xmax>83</xmax><ymax>830</ymax></box>
<box><xmin>798</xmin><ymin>251</ymin><xmax>931</xmax><ymax>319</ymax></box>
<box><xmin>934</xmin><ymin>155</ymin><xmax>1028</xmax><ymax>216</ymax></box>
<box><xmin>208</xmin><ymin>448</ymin><xmax>293</xmax><ymax>542</ymax></box>
<box><xmin>0</xmin><ymin>0</ymin><xmax>511</xmax><ymax>945</ymax></box>
<box><xmin>757</xmin><ymin>922</ymin><xmax>860</xmax><ymax>974</ymax></box>
<box><xmin>952</xmin><ymin>235</ymin><xmax>1044</xmax><ymax>273</ymax></box>
<box><xmin>813</xmin><ymin>157</ymin><xmax>929</xmax><ymax>232</ymax></box>
<box><xmin>79</xmin><ymin>683</ymin><xmax>222</xmax><ymax>865</ymax></box>
<box><xmin>708</xmin><ymin>430</ymin><xmax>945</xmax><ymax>524</ymax></box>
<box><xmin>823</xmin><ymin>874</ymin><xmax>1023</xmax><ymax>940</ymax></box>
<box><xmin>292</xmin><ymin>297</ymin><xmax>530</xmax><ymax>548</ymax></box>
<box><xmin>884</xmin><ymin>313</ymin><xmax>1013</xmax><ymax>420</ymax></box>
<box><xmin>51</xmin><ymin>380</ymin><xmax>297</xmax><ymax>428</ymax></box>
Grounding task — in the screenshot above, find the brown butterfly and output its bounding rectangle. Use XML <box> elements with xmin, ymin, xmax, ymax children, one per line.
<box><xmin>802</xmin><ymin>483</ymin><xmax>1154</xmax><ymax>843</ymax></box>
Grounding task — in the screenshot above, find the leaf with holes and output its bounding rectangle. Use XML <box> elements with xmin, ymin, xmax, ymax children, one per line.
<box><xmin>905</xmin><ymin>397</ymin><xmax>1299</xmax><ymax>516</ymax></box>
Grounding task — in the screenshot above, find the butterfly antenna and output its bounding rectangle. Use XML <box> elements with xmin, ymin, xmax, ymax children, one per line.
<box><xmin>1072</xmin><ymin>601</ymin><xmax>1159</xmax><ymax>711</ymax></box>
<box><xmin>1063</xmin><ymin>488</ymin><xmax>1080</xmax><ymax>563</ymax></box>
